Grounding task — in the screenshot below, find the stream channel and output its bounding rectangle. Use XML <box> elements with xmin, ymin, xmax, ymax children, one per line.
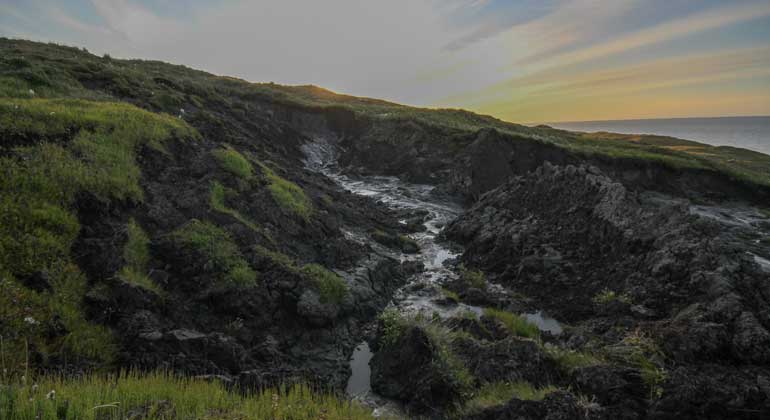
<box><xmin>303</xmin><ymin>139</ymin><xmax>562</xmax><ymax>416</ymax></box>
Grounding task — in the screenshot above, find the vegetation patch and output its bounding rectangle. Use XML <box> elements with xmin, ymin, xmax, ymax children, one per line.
<box><xmin>209</xmin><ymin>180</ymin><xmax>261</xmax><ymax>232</ymax></box>
<box><xmin>606</xmin><ymin>329</ymin><xmax>668</xmax><ymax>399</ymax></box>
<box><xmin>463</xmin><ymin>381</ymin><xmax>559</xmax><ymax>413</ymax></box>
<box><xmin>378</xmin><ymin>309</ymin><xmax>474</xmax><ymax>396</ymax></box>
<box><xmin>0</xmin><ymin>98</ymin><xmax>193</xmax><ymax>372</ymax></box>
<box><xmin>0</xmin><ymin>371</ymin><xmax>375</xmax><ymax>420</ymax></box>
<box><xmin>212</xmin><ymin>145</ymin><xmax>253</xmax><ymax>179</ymax></box>
<box><xmin>258</xmin><ymin>162</ymin><xmax>313</xmax><ymax>220</ymax></box>
<box><xmin>301</xmin><ymin>264</ymin><xmax>348</xmax><ymax>305</ymax></box>
<box><xmin>483</xmin><ymin>308</ymin><xmax>540</xmax><ymax>339</ymax></box>
<box><xmin>592</xmin><ymin>288</ymin><xmax>632</xmax><ymax>306</ymax></box>
<box><xmin>460</xmin><ymin>266</ymin><xmax>487</xmax><ymax>289</ymax></box>
<box><xmin>170</xmin><ymin>220</ymin><xmax>257</xmax><ymax>289</ymax></box>
<box><xmin>543</xmin><ymin>343</ymin><xmax>603</xmax><ymax>373</ymax></box>
<box><xmin>118</xmin><ymin>219</ymin><xmax>160</xmax><ymax>293</ymax></box>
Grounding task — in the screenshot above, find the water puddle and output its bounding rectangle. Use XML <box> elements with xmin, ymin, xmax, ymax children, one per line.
<box><xmin>524</xmin><ymin>311</ymin><xmax>563</xmax><ymax>335</ymax></box>
<box><xmin>345</xmin><ymin>342</ymin><xmax>373</xmax><ymax>397</ymax></box>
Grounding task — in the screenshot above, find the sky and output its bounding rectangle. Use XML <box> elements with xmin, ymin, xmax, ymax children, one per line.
<box><xmin>1</xmin><ymin>0</ymin><xmax>769</xmax><ymax>123</ymax></box>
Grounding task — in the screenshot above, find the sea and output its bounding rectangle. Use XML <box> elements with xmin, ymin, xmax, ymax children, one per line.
<box><xmin>547</xmin><ymin>116</ymin><xmax>770</xmax><ymax>156</ymax></box>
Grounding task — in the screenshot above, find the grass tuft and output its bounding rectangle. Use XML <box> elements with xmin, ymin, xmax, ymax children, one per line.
<box><xmin>258</xmin><ymin>162</ymin><xmax>313</xmax><ymax>220</ymax></box>
<box><xmin>592</xmin><ymin>288</ymin><xmax>631</xmax><ymax>305</ymax></box>
<box><xmin>170</xmin><ymin>220</ymin><xmax>257</xmax><ymax>289</ymax></box>
<box><xmin>460</xmin><ymin>266</ymin><xmax>486</xmax><ymax>289</ymax></box>
<box><xmin>117</xmin><ymin>219</ymin><xmax>161</xmax><ymax>293</ymax></box>
<box><xmin>212</xmin><ymin>146</ymin><xmax>253</xmax><ymax>178</ymax></box>
<box><xmin>301</xmin><ymin>264</ymin><xmax>348</xmax><ymax>305</ymax></box>
<box><xmin>463</xmin><ymin>381</ymin><xmax>559</xmax><ymax>413</ymax></box>
<box><xmin>543</xmin><ymin>344</ymin><xmax>603</xmax><ymax>373</ymax></box>
<box><xmin>483</xmin><ymin>308</ymin><xmax>540</xmax><ymax>339</ymax></box>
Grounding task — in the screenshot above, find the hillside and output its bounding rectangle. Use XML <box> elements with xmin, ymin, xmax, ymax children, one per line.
<box><xmin>1</xmin><ymin>38</ymin><xmax>770</xmax><ymax>419</ymax></box>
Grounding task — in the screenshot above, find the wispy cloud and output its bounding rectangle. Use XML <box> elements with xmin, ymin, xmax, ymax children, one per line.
<box><xmin>1</xmin><ymin>0</ymin><xmax>768</xmax><ymax>121</ymax></box>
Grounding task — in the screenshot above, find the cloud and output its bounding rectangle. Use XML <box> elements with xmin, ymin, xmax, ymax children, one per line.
<box><xmin>2</xmin><ymin>0</ymin><xmax>769</xmax><ymax>122</ymax></box>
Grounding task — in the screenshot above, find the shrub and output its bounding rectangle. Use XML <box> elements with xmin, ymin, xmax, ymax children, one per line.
<box><xmin>379</xmin><ymin>308</ymin><xmax>407</xmax><ymax>347</ymax></box>
<box><xmin>301</xmin><ymin>264</ymin><xmax>348</xmax><ymax>304</ymax></box>
<box><xmin>483</xmin><ymin>308</ymin><xmax>540</xmax><ymax>339</ymax></box>
<box><xmin>170</xmin><ymin>220</ymin><xmax>257</xmax><ymax>289</ymax></box>
<box><xmin>461</xmin><ymin>266</ymin><xmax>486</xmax><ymax>289</ymax></box>
<box><xmin>592</xmin><ymin>288</ymin><xmax>632</xmax><ymax>305</ymax></box>
<box><xmin>212</xmin><ymin>146</ymin><xmax>253</xmax><ymax>178</ymax></box>
<box><xmin>0</xmin><ymin>371</ymin><xmax>375</xmax><ymax>420</ymax></box>
<box><xmin>258</xmin><ymin>162</ymin><xmax>313</xmax><ymax>220</ymax></box>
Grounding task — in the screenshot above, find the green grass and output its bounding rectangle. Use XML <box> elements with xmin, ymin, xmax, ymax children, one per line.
<box><xmin>301</xmin><ymin>264</ymin><xmax>348</xmax><ymax>305</ymax></box>
<box><xmin>170</xmin><ymin>220</ymin><xmax>257</xmax><ymax>289</ymax></box>
<box><xmin>117</xmin><ymin>219</ymin><xmax>160</xmax><ymax>293</ymax></box>
<box><xmin>209</xmin><ymin>181</ymin><xmax>261</xmax><ymax>232</ymax></box>
<box><xmin>0</xmin><ymin>371</ymin><xmax>376</xmax><ymax>420</ymax></box>
<box><xmin>212</xmin><ymin>146</ymin><xmax>253</xmax><ymax>179</ymax></box>
<box><xmin>441</xmin><ymin>288</ymin><xmax>460</xmax><ymax>303</ymax></box>
<box><xmin>604</xmin><ymin>329</ymin><xmax>667</xmax><ymax>399</ymax></box>
<box><xmin>483</xmin><ymin>308</ymin><xmax>540</xmax><ymax>339</ymax></box>
<box><xmin>377</xmin><ymin>309</ymin><xmax>475</xmax><ymax>398</ymax></box>
<box><xmin>592</xmin><ymin>288</ymin><xmax>632</xmax><ymax>306</ymax></box>
<box><xmin>543</xmin><ymin>344</ymin><xmax>603</xmax><ymax>373</ymax></box>
<box><xmin>460</xmin><ymin>266</ymin><xmax>487</xmax><ymax>289</ymax></box>
<box><xmin>0</xmin><ymin>97</ymin><xmax>194</xmax><ymax>372</ymax></box>
<box><xmin>463</xmin><ymin>381</ymin><xmax>558</xmax><ymax>413</ymax></box>
<box><xmin>258</xmin><ymin>162</ymin><xmax>313</xmax><ymax>220</ymax></box>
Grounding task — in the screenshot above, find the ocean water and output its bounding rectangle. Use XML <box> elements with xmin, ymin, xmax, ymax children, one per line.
<box><xmin>549</xmin><ymin>116</ymin><xmax>770</xmax><ymax>156</ymax></box>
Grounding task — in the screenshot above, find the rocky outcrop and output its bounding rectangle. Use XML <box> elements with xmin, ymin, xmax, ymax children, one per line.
<box><xmin>445</xmin><ymin>162</ymin><xmax>770</xmax><ymax>416</ymax></box>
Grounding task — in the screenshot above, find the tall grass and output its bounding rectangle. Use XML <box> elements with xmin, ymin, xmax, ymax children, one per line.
<box><xmin>483</xmin><ymin>308</ymin><xmax>540</xmax><ymax>339</ymax></box>
<box><xmin>118</xmin><ymin>219</ymin><xmax>160</xmax><ymax>293</ymax></box>
<box><xmin>0</xmin><ymin>371</ymin><xmax>376</xmax><ymax>420</ymax></box>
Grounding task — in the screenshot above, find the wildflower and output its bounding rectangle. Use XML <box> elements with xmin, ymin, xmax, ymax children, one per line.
<box><xmin>24</xmin><ymin>316</ymin><xmax>39</xmax><ymax>325</ymax></box>
<box><xmin>46</xmin><ymin>390</ymin><xmax>56</xmax><ymax>400</ymax></box>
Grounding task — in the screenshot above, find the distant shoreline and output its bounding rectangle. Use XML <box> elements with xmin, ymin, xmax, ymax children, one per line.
<box><xmin>542</xmin><ymin>116</ymin><xmax>770</xmax><ymax>155</ymax></box>
<box><xmin>534</xmin><ymin>115</ymin><xmax>770</xmax><ymax>126</ymax></box>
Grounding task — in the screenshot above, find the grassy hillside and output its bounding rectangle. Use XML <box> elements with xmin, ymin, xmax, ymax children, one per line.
<box><xmin>2</xmin><ymin>38</ymin><xmax>768</xmax><ymax>188</ymax></box>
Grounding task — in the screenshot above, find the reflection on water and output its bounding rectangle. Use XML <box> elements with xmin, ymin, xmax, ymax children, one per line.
<box><xmin>524</xmin><ymin>311</ymin><xmax>563</xmax><ymax>335</ymax></box>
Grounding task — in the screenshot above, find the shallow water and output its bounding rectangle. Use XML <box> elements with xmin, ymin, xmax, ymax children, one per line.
<box><xmin>345</xmin><ymin>342</ymin><xmax>373</xmax><ymax>397</ymax></box>
<box><xmin>524</xmin><ymin>311</ymin><xmax>563</xmax><ymax>335</ymax></box>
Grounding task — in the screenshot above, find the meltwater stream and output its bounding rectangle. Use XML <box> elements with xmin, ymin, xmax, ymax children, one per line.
<box><xmin>303</xmin><ymin>139</ymin><xmax>561</xmax><ymax>415</ymax></box>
